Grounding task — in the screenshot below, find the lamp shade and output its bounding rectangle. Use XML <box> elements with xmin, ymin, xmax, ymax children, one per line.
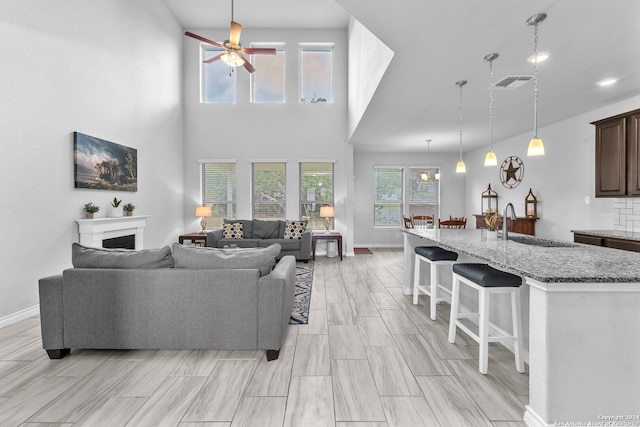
<box><xmin>484</xmin><ymin>151</ymin><xmax>498</xmax><ymax>166</ymax></box>
<box><xmin>320</xmin><ymin>206</ymin><xmax>335</xmax><ymax>218</ymax></box>
<box><xmin>527</xmin><ymin>138</ymin><xmax>545</xmax><ymax>156</ymax></box>
<box><xmin>456</xmin><ymin>160</ymin><xmax>467</xmax><ymax>174</ymax></box>
<box><xmin>195</xmin><ymin>206</ymin><xmax>211</xmax><ymax>217</ymax></box>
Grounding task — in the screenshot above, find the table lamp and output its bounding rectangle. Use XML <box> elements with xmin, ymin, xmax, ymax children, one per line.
<box><xmin>320</xmin><ymin>206</ymin><xmax>335</xmax><ymax>233</ymax></box>
<box><xmin>195</xmin><ymin>206</ymin><xmax>212</xmax><ymax>234</ymax></box>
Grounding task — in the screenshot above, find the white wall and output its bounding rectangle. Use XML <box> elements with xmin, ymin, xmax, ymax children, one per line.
<box><xmin>464</xmin><ymin>94</ymin><xmax>640</xmax><ymax>241</ymax></box>
<box><xmin>182</xmin><ymin>28</ymin><xmax>351</xmax><ymax>249</ymax></box>
<box><xmin>0</xmin><ymin>1</ymin><xmax>184</xmax><ymax>321</ymax></box>
<box><xmin>353</xmin><ymin>151</ymin><xmax>465</xmax><ymax>247</ymax></box>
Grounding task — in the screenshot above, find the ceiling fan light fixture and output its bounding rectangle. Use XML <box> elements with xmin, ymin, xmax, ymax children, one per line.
<box><xmin>221</xmin><ymin>51</ymin><xmax>245</xmax><ymax>67</ymax></box>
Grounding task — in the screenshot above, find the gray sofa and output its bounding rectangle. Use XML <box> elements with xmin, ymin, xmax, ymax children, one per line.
<box><xmin>38</xmin><ymin>243</ymin><xmax>296</xmax><ymax>361</ymax></box>
<box><xmin>207</xmin><ymin>219</ymin><xmax>312</xmax><ymax>261</ymax></box>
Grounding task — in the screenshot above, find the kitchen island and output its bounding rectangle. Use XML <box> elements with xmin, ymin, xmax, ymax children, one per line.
<box><xmin>404</xmin><ymin>228</ymin><xmax>640</xmax><ymax>426</ymax></box>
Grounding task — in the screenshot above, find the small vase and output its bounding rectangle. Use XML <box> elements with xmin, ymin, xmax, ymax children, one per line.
<box><xmin>85</xmin><ymin>212</ymin><xmax>94</xmax><ymax>219</ymax></box>
<box><xmin>125</xmin><ymin>211</ymin><xmax>133</xmax><ymax>217</ymax></box>
<box><xmin>108</xmin><ymin>206</ymin><xmax>122</xmax><ymax>217</ymax></box>
<box><xmin>486</xmin><ymin>230</ymin><xmax>498</xmax><ymax>240</ymax></box>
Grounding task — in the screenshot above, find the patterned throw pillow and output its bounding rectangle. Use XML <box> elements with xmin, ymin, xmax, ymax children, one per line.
<box><xmin>284</xmin><ymin>220</ymin><xmax>306</xmax><ymax>239</ymax></box>
<box><xmin>223</xmin><ymin>222</ymin><xmax>243</xmax><ymax>239</ymax></box>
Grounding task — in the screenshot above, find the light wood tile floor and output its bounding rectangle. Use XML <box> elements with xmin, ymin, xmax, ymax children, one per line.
<box><xmin>0</xmin><ymin>248</ymin><xmax>528</xmax><ymax>426</ymax></box>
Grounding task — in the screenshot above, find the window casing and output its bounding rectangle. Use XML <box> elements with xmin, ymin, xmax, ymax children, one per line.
<box><xmin>251</xmin><ymin>43</ymin><xmax>285</xmax><ymax>103</ymax></box>
<box><xmin>300</xmin><ymin>162</ymin><xmax>334</xmax><ymax>230</ymax></box>
<box><xmin>252</xmin><ymin>162</ymin><xmax>286</xmax><ymax>220</ymax></box>
<box><xmin>202</xmin><ymin>47</ymin><xmax>236</xmax><ymax>103</ymax></box>
<box><xmin>408</xmin><ymin>167</ymin><xmax>440</xmax><ymax>220</ymax></box>
<box><xmin>299</xmin><ymin>43</ymin><xmax>334</xmax><ymax>103</ymax></box>
<box><xmin>200</xmin><ymin>162</ymin><xmax>237</xmax><ymax>228</ymax></box>
<box><xmin>374</xmin><ymin>167</ymin><xmax>404</xmax><ymax>227</ymax></box>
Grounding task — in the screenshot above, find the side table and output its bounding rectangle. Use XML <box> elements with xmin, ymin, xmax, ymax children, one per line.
<box><xmin>179</xmin><ymin>232</ymin><xmax>207</xmax><ymax>247</ymax></box>
<box><xmin>312</xmin><ymin>231</ymin><xmax>343</xmax><ymax>261</ymax></box>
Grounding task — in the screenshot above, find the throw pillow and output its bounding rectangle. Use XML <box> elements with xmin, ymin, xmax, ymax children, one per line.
<box><xmin>71</xmin><ymin>243</ymin><xmax>174</xmax><ymax>269</ymax></box>
<box><xmin>223</xmin><ymin>222</ymin><xmax>243</xmax><ymax>239</ymax></box>
<box><xmin>284</xmin><ymin>220</ymin><xmax>307</xmax><ymax>239</ymax></box>
<box><xmin>252</xmin><ymin>218</ymin><xmax>281</xmax><ymax>239</ymax></box>
<box><xmin>171</xmin><ymin>242</ymin><xmax>281</xmax><ymax>276</ymax></box>
<box><xmin>223</xmin><ymin>219</ymin><xmax>252</xmax><ymax>238</ymax></box>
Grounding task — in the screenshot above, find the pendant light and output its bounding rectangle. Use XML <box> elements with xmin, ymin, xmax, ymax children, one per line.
<box><xmin>484</xmin><ymin>53</ymin><xmax>499</xmax><ymax>166</ymax></box>
<box><xmin>455</xmin><ymin>80</ymin><xmax>467</xmax><ymax>174</ymax></box>
<box><xmin>421</xmin><ymin>139</ymin><xmax>432</xmax><ymax>181</ymax></box>
<box><xmin>527</xmin><ymin>13</ymin><xmax>547</xmax><ymax>156</ymax></box>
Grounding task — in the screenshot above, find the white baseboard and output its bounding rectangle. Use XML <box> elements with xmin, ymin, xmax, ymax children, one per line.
<box><xmin>524</xmin><ymin>405</ymin><xmax>550</xmax><ymax>427</ymax></box>
<box><xmin>0</xmin><ymin>305</ymin><xmax>39</xmax><ymax>329</ymax></box>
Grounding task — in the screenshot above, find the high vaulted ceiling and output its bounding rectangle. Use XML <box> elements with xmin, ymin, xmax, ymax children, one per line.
<box><xmin>163</xmin><ymin>0</ymin><xmax>640</xmax><ymax>153</ymax></box>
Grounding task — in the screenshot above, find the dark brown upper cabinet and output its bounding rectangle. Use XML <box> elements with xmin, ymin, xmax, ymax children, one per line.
<box><xmin>592</xmin><ymin>108</ymin><xmax>640</xmax><ymax>197</ymax></box>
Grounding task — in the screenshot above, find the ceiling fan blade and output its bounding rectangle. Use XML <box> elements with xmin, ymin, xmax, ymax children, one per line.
<box><xmin>242</xmin><ymin>47</ymin><xmax>277</xmax><ymax>55</ymax></box>
<box><xmin>241</xmin><ymin>57</ymin><xmax>256</xmax><ymax>73</ymax></box>
<box><xmin>185</xmin><ymin>31</ymin><xmax>224</xmax><ymax>48</ymax></box>
<box><xmin>203</xmin><ymin>53</ymin><xmax>224</xmax><ymax>64</ymax></box>
<box><xmin>229</xmin><ymin>21</ymin><xmax>242</xmax><ymax>47</ymax></box>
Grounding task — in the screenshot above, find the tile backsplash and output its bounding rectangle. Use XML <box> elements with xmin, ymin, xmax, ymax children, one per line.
<box><xmin>613</xmin><ymin>198</ymin><xmax>640</xmax><ymax>232</ymax></box>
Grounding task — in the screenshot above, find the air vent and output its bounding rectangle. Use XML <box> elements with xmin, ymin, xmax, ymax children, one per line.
<box><xmin>494</xmin><ymin>75</ymin><xmax>533</xmax><ymax>89</ymax></box>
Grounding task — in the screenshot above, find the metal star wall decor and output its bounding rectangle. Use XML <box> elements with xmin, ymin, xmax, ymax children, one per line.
<box><xmin>500</xmin><ymin>156</ymin><xmax>524</xmax><ymax>189</ymax></box>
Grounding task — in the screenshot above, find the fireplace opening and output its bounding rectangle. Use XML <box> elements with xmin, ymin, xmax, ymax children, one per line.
<box><xmin>103</xmin><ymin>234</ymin><xmax>135</xmax><ymax>250</ymax></box>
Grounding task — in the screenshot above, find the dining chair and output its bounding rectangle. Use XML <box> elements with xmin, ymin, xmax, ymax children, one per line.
<box><xmin>411</xmin><ymin>215</ymin><xmax>434</xmax><ymax>229</ymax></box>
<box><xmin>403</xmin><ymin>217</ymin><xmax>414</xmax><ymax>229</ymax></box>
<box><xmin>438</xmin><ymin>218</ymin><xmax>467</xmax><ymax>229</ymax></box>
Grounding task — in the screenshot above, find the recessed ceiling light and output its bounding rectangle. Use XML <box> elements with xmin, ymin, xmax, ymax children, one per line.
<box><xmin>528</xmin><ymin>52</ymin><xmax>549</xmax><ymax>64</ymax></box>
<box><xmin>597</xmin><ymin>78</ymin><xmax>618</xmax><ymax>87</ymax></box>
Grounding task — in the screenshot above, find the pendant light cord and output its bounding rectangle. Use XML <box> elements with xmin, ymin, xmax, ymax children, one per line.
<box><xmin>533</xmin><ymin>22</ymin><xmax>539</xmax><ymax>139</ymax></box>
<box><xmin>458</xmin><ymin>83</ymin><xmax>464</xmax><ymax>161</ymax></box>
<box><xmin>488</xmin><ymin>59</ymin><xmax>494</xmax><ymax>151</ymax></box>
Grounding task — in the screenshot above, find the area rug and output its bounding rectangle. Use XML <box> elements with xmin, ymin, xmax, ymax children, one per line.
<box><xmin>354</xmin><ymin>247</ymin><xmax>373</xmax><ymax>254</ymax></box>
<box><xmin>290</xmin><ymin>261</ymin><xmax>314</xmax><ymax>324</ymax></box>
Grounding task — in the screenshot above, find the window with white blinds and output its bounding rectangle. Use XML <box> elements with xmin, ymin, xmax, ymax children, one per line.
<box><xmin>300</xmin><ymin>162</ymin><xmax>334</xmax><ymax>230</ymax></box>
<box><xmin>408</xmin><ymin>167</ymin><xmax>440</xmax><ymax>220</ymax></box>
<box><xmin>374</xmin><ymin>167</ymin><xmax>404</xmax><ymax>227</ymax></box>
<box><xmin>201</xmin><ymin>162</ymin><xmax>236</xmax><ymax>229</ymax></box>
<box><xmin>252</xmin><ymin>162</ymin><xmax>286</xmax><ymax>220</ymax></box>
<box><xmin>251</xmin><ymin>43</ymin><xmax>286</xmax><ymax>103</ymax></box>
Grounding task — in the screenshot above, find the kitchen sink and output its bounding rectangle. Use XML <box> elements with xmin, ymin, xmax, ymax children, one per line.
<box><xmin>508</xmin><ymin>235</ymin><xmax>577</xmax><ymax>248</ymax></box>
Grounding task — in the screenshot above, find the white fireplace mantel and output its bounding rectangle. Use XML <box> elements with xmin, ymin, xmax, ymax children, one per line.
<box><xmin>76</xmin><ymin>215</ymin><xmax>150</xmax><ymax>250</ymax></box>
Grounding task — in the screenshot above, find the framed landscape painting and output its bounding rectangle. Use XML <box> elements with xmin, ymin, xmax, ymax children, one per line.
<box><xmin>74</xmin><ymin>132</ymin><xmax>137</xmax><ymax>191</ymax></box>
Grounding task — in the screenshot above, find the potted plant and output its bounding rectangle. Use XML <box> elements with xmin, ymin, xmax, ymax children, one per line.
<box><xmin>108</xmin><ymin>197</ymin><xmax>122</xmax><ymax>217</ymax></box>
<box><xmin>83</xmin><ymin>202</ymin><xmax>100</xmax><ymax>219</ymax></box>
<box><xmin>123</xmin><ymin>203</ymin><xmax>136</xmax><ymax>216</ymax></box>
<box><xmin>484</xmin><ymin>214</ymin><xmax>501</xmax><ymax>239</ymax></box>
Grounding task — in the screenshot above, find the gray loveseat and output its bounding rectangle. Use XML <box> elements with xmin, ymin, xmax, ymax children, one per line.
<box><xmin>38</xmin><ymin>243</ymin><xmax>295</xmax><ymax>361</ymax></box>
<box><xmin>207</xmin><ymin>219</ymin><xmax>312</xmax><ymax>261</ymax></box>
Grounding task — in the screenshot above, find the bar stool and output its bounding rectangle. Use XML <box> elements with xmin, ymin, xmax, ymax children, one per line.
<box><xmin>448</xmin><ymin>263</ymin><xmax>525</xmax><ymax>375</ymax></box>
<box><xmin>413</xmin><ymin>246</ymin><xmax>459</xmax><ymax>320</ymax></box>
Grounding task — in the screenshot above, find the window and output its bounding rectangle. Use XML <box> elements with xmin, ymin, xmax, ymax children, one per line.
<box><xmin>200</xmin><ymin>162</ymin><xmax>237</xmax><ymax>228</ymax></box>
<box><xmin>408</xmin><ymin>167</ymin><xmax>440</xmax><ymax>220</ymax></box>
<box><xmin>299</xmin><ymin>43</ymin><xmax>334</xmax><ymax>103</ymax></box>
<box><xmin>252</xmin><ymin>162</ymin><xmax>286</xmax><ymax>220</ymax></box>
<box><xmin>300</xmin><ymin>162</ymin><xmax>334</xmax><ymax>230</ymax></box>
<box><xmin>251</xmin><ymin>43</ymin><xmax>285</xmax><ymax>103</ymax></box>
<box><xmin>374</xmin><ymin>167</ymin><xmax>404</xmax><ymax>227</ymax></box>
<box><xmin>202</xmin><ymin>47</ymin><xmax>236</xmax><ymax>103</ymax></box>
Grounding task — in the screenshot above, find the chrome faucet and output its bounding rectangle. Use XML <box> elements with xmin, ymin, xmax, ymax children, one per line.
<box><xmin>503</xmin><ymin>202</ymin><xmax>516</xmax><ymax>241</ymax></box>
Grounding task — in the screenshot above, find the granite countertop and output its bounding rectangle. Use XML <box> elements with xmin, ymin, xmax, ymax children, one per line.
<box><xmin>404</xmin><ymin>229</ymin><xmax>640</xmax><ymax>283</ymax></box>
<box><xmin>571</xmin><ymin>229</ymin><xmax>640</xmax><ymax>242</ymax></box>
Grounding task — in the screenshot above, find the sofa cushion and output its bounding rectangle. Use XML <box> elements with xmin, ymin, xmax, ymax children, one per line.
<box><xmin>224</xmin><ymin>219</ymin><xmax>253</xmax><ymax>239</ymax></box>
<box><xmin>223</xmin><ymin>222</ymin><xmax>244</xmax><ymax>239</ymax></box>
<box><xmin>172</xmin><ymin>242</ymin><xmax>281</xmax><ymax>276</ymax></box>
<box><xmin>258</xmin><ymin>239</ymin><xmax>301</xmax><ymax>251</ymax></box>
<box><xmin>284</xmin><ymin>220</ymin><xmax>307</xmax><ymax>239</ymax></box>
<box><xmin>252</xmin><ymin>219</ymin><xmax>281</xmax><ymax>239</ymax></box>
<box><xmin>71</xmin><ymin>243</ymin><xmax>174</xmax><ymax>269</ymax></box>
<box><xmin>216</xmin><ymin>239</ymin><xmax>260</xmax><ymax>249</ymax></box>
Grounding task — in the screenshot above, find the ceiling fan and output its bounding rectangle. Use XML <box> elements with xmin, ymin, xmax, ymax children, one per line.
<box><xmin>185</xmin><ymin>0</ymin><xmax>276</xmax><ymax>73</ymax></box>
